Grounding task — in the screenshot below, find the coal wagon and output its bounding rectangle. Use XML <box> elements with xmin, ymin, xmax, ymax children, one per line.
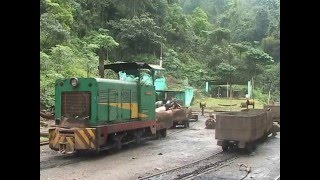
<box><xmin>264</xmin><ymin>103</ymin><xmax>280</xmax><ymax>124</ymax></box>
<box><xmin>215</xmin><ymin>109</ymin><xmax>273</xmax><ymax>152</ymax></box>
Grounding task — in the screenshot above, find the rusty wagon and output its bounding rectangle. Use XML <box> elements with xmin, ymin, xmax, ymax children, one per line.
<box><xmin>264</xmin><ymin>104</ymin><xmax>280</xmax><ymax>124</ymax></box>
<box><xmin>215</xmin><ymin>109</ymin><xmax>273</xmax><ymax>152</ymax></box>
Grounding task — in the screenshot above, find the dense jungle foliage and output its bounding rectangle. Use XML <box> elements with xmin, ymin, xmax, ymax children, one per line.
<box><xmin>40</xmin><ymin>0</ymin><xmax>280</xmax><ymax>109</ymax></box>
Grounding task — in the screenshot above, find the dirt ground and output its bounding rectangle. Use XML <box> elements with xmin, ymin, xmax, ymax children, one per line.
<box><xmin>40</xmin><ymin>113</ymin><xmax>280</xmax><ymax>180</ymax></box>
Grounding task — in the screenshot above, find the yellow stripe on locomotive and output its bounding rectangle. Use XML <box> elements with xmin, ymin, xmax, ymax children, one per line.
<box><xmin>49</xmin><ymin>128</ymin><xmax>97</xmax><ymax>154</ymax></box>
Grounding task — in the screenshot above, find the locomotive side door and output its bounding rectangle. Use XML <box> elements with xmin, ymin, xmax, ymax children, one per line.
<box><xmin>108</xmin><ymin>89</ymin><xmax>118</xmax><ymax>121</ymax></box>
<box><xmin>121</xmin><ymin>89</ymin><xmax>131</xmax><ymax>120</ymax></box>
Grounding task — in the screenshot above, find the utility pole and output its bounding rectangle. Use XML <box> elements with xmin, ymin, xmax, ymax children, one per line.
<box><xmin>160</xmin><ymin>43</ymin><xmax>163</xmax><ymax>67</ymax></box>
<box><xmin>228</xmin><ymin>44</ymin><xmax>232</xmax><ymax>99</ymax></box>
<box><xmin>227</xmin><ymin>82</ymin><xmax>229</xmax><ymax>98</ymax></box>
<box><xmin>267</xmin><ymin>82</ymin><xmax>272</xmax><ymax>104</ymax></box>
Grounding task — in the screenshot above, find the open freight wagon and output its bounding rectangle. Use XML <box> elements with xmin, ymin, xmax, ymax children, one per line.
<box><xmin>215</xmin><ymin>109</ymin><xmax>273</xmax><ymax>152</ymax></box>
<box><xmin>156</xmin><ymin>89</ymin><xmax>195</xmax><ymax>128</ymax></box>
<box><xmin>264</xmin><ymin>103</ymin><xmax>280</xmax><ymax>124</ymax></box>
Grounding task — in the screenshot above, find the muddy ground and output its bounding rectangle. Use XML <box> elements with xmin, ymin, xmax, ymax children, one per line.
<box><xmin>40</xmin><ymin>113</ymin><xmax>280</xmax><ymax>180</ymax></box>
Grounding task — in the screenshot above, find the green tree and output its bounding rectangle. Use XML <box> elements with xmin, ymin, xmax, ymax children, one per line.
<box><xmin>39</xmin><ymin>0</ymin><xmax>280</xmax><ymax>108</ymax></box>
<box><xmin>190</xmin><ymin>7</ymin><xmax>212</xmax><ymax>37</ymax></box>
<box><xmin>251</xmin><ymin>8</ymin><xmax>270</xmax><ymax>41</ymax></box>
<box><xmin>261</xmin><ymin>36</ymin><xmax>280</xmax><ymax>62</ymax></box>
<box><xmin>40</xmin><ymin>13</ymin><xmax>70</xmax><ymax>51</ymax></box>
<box><xmin>256</xmin><ymin>63</ymin><xmax>280</xmax><ymax>101</ymax></box>
<box><xmin>216</xmin><ymin>62</ymin><xmax>236</xmax><ymax>82</ymax></box>
<box><xmin>243</xmin><ymin>48</ymin><xmax>274</xmax><ymax>81</ymax></box>
<box><xmin>206</xmin><ymin>28</ymin><xmax>230</xmax><ymax>45</ymax></box>
<box><xmin>85</xmin><ymin>28</ymin><xmax>119</xmax><ymax>78</ymax></box>
<box><xmin>109</xmin><ymin>14</ymin><xmax>164</xmax><ymax>60</ymax></box>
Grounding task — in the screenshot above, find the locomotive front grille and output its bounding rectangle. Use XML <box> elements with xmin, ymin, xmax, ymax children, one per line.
<box><xmin>62</xmin><ymin>92</ymin><xmax>91</xmax><ymax>119</ymax></box>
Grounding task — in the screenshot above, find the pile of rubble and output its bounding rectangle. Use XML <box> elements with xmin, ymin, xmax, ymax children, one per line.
<box><xmin>205</xmin><ymin>113</ymin><xmax>216</xmax><ymax>129</ymax></box>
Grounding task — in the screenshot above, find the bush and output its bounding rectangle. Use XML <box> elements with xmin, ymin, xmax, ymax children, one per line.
<box><xmin>252</xmin><ymin>88</ymin><xmax>268</xmax><ymax>105</ymax></box>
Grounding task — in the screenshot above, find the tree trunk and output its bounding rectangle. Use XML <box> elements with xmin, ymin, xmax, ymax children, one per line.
<box><xmin>134</xmin><ymin>43</ymin><xmax>137</xmax><ymax>55</ymax></box>
<box><xmin>133</xmin><ymin>0</ymin><xmax>136</xmax><ymax>17</ymax></box>
<box><xmin>230</xmin><ymin>83</ymin><xmax>233</xmax><ymax>99</ymax></box>
<box><xmin>251</xmin><ymin>77</ymin><xmax>254</xmax><ymax>99</ymax></box>
<box><xmin>106</xmin><ymin>49</ymin><xmax>109</xmax><ymax>62</ymax></box>
<box><xmin>99</xmin><ymin>48</ymin><xmax>106</xmax><ymax>78</ymax></box>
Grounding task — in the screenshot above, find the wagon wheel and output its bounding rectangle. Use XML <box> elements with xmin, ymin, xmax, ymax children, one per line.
<box><xmin>262</xmin><ymin>132</ymin><xmax>269</xmax><ymax>141</ymax></box>
<box><xmin>185</xmin><ymin>121</ymin><xmax>190</xmax><ymax>128</ymax></box>
<box><xmin>272</xmin><ymin>128</ymin><xmax>277</xmax><ymax>137</ymax></box>
<box><xmin>222</xmin><ymin>141</ymin><xmax>229</xmax><ymax>151</ymax></box>
<box><xmin>160</xmin><ymin>129</ymin><xmax>167</xmax><ymax>138</ymax></box>
<box><xmin>222</xmin><ymin>144</ymin><xmax>229</xmax><ymax>151</ymax></box>
<box><xmin>171</xmin><ymin>122</ymin><xmax>176</xmax><ymax>129</ymax></box>
<box><xmin>245</xmin><ymin>142</ymin><xmax>256</xmax><ymax>153</ymax></box>
<box><xmin>156</xmin><ymin>130</ymin><xmax>162</xmax><ymax>139</ymax></box>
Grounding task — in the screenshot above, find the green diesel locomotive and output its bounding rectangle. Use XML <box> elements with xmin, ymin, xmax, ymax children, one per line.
<box><xmin>49</xmin><ymin>62</ymin><xmax>167</xmax><ymax>154</ymax></box>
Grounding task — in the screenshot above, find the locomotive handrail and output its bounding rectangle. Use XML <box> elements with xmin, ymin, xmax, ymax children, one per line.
<box><xmin>104</xmin><ymin>62</ymin><xmax>155</xmax><ymax>73</ymax></box>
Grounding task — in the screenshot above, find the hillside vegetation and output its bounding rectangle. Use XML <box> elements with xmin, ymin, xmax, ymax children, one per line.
<box><xmin>40</xmin><ymin>0</ymin><xmax>280</xmax><ymax>109</ymax></box>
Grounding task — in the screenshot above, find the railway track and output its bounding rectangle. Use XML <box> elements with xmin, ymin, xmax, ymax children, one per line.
<box><xmin>40</xmin><ymin>115</ymin><xmax>207</xmax><ymax>172</ymax></box>
<box><xmin>178</xmin><ymin>155</ymin><xmax>238</xmax><ymax>180</ymax></box>
<box><xmin>40</xmin><ymin>152</ymin><xmax>90</xmax><ymax>170</ymax></box>
<box><xmin>138</xmin><ymin>150</ymin><xmax>238</xmax><ymax>180</ymax></box>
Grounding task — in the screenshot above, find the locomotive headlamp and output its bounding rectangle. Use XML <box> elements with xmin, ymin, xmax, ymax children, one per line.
<box><xmin>70</xmin><ymin>78</ymin><xmax>79</xmax><ymax>87</ymax></box>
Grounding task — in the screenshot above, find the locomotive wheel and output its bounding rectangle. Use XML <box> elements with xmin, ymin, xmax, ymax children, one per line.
<box><xmin>115</xmin><ymin>141</ymin><xmax>122</xmax><ymax>150</ymax></box>
<box><xmin>134</xmin><ymin>130</ymin><xmax>143</xmax><ymax>144</ymax></box>
<box><xmin>113</xmin><ymin>136</ymin><xmax>122</xmax><ymax>150</ymax></box>
<box><xmin>92</xmin><ymin>149</ymin><xmax>100</xmax><ymax>156</ymax></box>
<box><xmin>135</xmin><ymin>136</ymin><xmax>142</xmax><ymax>144</ymax></box>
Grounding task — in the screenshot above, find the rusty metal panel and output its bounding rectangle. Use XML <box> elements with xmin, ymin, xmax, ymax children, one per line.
<box><xmin>172</xmin><ymin>108</ymin><xmax>188</xmax><ymax>122</ymax></box>
<box><xmin>264</xmin><ymin>105</ymin><xmax>280</xmax><ymax>123</ymax></box>
<box><xmin>156</xmin><ymin>107</ymin><xmax>173</xmax><ymax>129</ymax></box>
